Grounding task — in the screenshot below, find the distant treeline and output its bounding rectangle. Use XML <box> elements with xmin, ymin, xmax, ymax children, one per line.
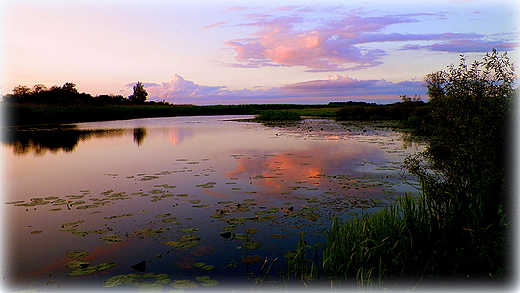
<box><xmin>1</xmin><ymin>82</ymin><xmax>430</xmax><ymax>127</ymax></box>
<box><xmin>2</xmin><ymin>82</ymin><xmax>155</xmax><ymax>106</ymax></box>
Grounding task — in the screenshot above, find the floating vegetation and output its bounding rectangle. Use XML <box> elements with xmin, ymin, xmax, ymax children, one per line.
<box><xmin>161</xmin><ymin>217</ymin><xmax>178</xmax><ymax>223</ymax></box>
<box><xmin>104</xmin><ymin>273</ymin><xmax>170</xmax><ymax>290</ymax></box>
<box><xmin>68</xmin><ymin>262</ymin><xmax>116</xmax><ymax>276</ymax></box>
<box><xmin>221</xmin><ymin>225</ymin><xmax>238</xmax><ymax>231</ymax></box>
<box><xmin>101</xmin><ymin>234</ymin><xmax>122</xmax><ymax>243</ymax></box>
<box><xmin>139</xmin><ymin>175</ymin><xmax>160</xmax><ymax>181</ymax></box>
<box><xmin>162</xmin><ymin>234</ymin><xmax>200</xmax><ymax>249</ymax></box>
<box><xmin>244</xmin><ymin>241</ymin><xmax>261</xmax><ymax>250</ymax></box>
<box><xmin>5</xmin><ymin>200</ymin><xmax>25</xmax><ymax>205</ymax></box>
<box><xmin>193</xmin><ymin>204</ymin><xmax>210</xmax><ymax>208</ymax></box>
<box><xmin>179</xmin><ymin>228</ymin><xmax>199</xmax><ymax>233</ymax></box>
<box><xmin>134</xmin><ymin>227</ymin><xmax>165</xmax><ymax>238</ymax></box>
<box><xmin>149</xmin><ymin>189</ymin><xmax>164</xmax><ymax>194</ymax></box>
<box><xmin>156</xmin><ymin>213</ymin><xmax>172</xmax><ymax>218</ymax></box>
<box><xmin>196</xmin><ymin>276</ymin><xmax>219</xmax><ymax>287</ymax></box>
<box><xmin>195</xmin><ymin>182</ymin><xmax>217</xmax><ymax>188</ymax></box>
<box><xmin>66</xmin><ymin>250</ymin><xmax>90</xmax><ymax>258</ymax></box>
<box><xmin>30</xmin><ymin>230</ymin><xmax>43</xmax><ymax>234</ymax></box>
<box><xmin>201</xmin><ymin>265</ymin><xmax>215</xmax><ymax>271</ymax></box>
<box><xmin>170</xmin><ymin>279</ymin><xmax>198</xmax><ymax>289</ymax></box>
<box><xmin>66</xmin><ymin>260</ymin><xmax>89</xmax><ymax>270</ymax></box>
<box><xmin>194</xmin><ymin>263</ymin><xmax>215</xmax><ymax>271</ymax></box>
<box><xmin>104</xmin><ymin>213</ymin><xmax>133</xmax><ymax>220</ymax></box>
<box><xmin>245</xmin><ymin>228</ymin><xmax>259</xmax><ymax>234</ymax></box>
<box><xmin>252</xmin><ymin>215</ymin><xmax>277</xmax><ymax>222</ymax></box>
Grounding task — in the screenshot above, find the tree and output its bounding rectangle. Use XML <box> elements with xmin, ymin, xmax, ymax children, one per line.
<box><xmin>128</xmin><ymin>81</ymin><xmax>148</xmax><ymax>103</ymax></box>
<box><xmin>424</xmin><ymin>49</ymin><xmax>515</xmax><ymax>172</ymax></box>
<box><xmin>406</xmin><ymin>49</ymin><xmax>515</xmax><ymax>275</ymax></box>
<box><xmin>32</xmin><ymin>84</ymin><xmax>47</xmax><ymax>93</ymax></box>
<box><xmin>13</xmin><ymin>85</ymin><xmax>32</xmax><ymax>97</ymax></box>
<box><xmin>61</xmin><ymin>82</ymin><xmax>78</xmax><ymax>94</ymax></box>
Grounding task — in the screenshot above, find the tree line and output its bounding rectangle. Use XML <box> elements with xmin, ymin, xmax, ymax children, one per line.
<box><xmin>2</xmin><ymin>81</ymin><xmax>157</xmax><ymax>106</ymax></box>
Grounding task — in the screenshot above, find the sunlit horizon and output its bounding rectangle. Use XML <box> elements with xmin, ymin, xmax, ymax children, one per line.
<box><xmin>2</xmin><ymin>0</ymin><xmax>518</xmax><ymax>104</ymax></box>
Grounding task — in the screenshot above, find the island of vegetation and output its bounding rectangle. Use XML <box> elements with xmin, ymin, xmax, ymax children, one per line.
<box><xmin>1</xmin><ymin>49</ymin><xmax>515</xmax><ymax>291</ymax></box>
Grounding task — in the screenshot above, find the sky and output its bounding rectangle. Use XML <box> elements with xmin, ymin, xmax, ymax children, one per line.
<box><xmin>2</xmin><ymin>0</ymin><xmax>519</xmax><ymax>104</ymax></box>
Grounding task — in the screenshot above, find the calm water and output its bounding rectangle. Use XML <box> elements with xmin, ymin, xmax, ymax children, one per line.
<box><xmin>1</xmin><ymin>115</ymin><xmax>423</xmax><ymax>291</ymax></box>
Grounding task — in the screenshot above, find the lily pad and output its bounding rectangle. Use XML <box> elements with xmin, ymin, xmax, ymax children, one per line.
<box><xmin>170</xmin><ymin>279</ymin><xmax>199</xmax><ymax>289</ymax></box>
<box><xmin>66</xmin><ymin>250</ymin><xmax>90</xmax><ymax>258</ymax></box>
<box><xmin>244</xmin><ymin>241</ymin><xmax>261</xmax><ymax>250</ymax></box>
<box><xmin>104</xmin><ymin>273</ymin><xmax>170</xmax><ymax>289</ymax></box>
<box><xmin>245</xmin><ymin>228</ymin><xmax>259</xmax><ymax>234</ymax></box>
<box><xmin>101</xmin><ymin>234</ymin><xmax>122</xmax><ymax>243</ymax></box>
<box><xmin>178</xmin><ymin>228</ymin><xmax>199</xmax><ymax>233</ymax></box>
<box><xmin>201</xmin><ymin>265</ymin><xmax>215</xmax><ymax>271</ymax></box>
<box><xmin>66</xmin><ymin>260</ymin><xmax>89</xmax><ymax>270</ymax></box>
<box><xmin>68</xmin><ymin>262</ymin><xmax>116</xmax><ymax>276</ymax></box>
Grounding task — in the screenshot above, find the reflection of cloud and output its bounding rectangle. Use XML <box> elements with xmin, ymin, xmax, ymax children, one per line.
<box><xmin>226</xmin><ymin>144</ymin><xmax>375</xmax><ymax>196</ymax></box>
<box><xmin>165</xmin><ymin>127</ymin><xmax>195</xmax><ymax>146</ymax></box>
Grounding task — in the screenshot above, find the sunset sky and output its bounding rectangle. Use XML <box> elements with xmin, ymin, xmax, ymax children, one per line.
<box><xmin>2</xmin><ymin>0</ymin><xmax>518</xmax><ymax>104</ymax></box>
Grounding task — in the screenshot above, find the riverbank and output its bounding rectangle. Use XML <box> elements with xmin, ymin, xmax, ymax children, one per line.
<box><xmin>1</xmin><ymin>101</ymin><xmax>429</xmax><ymax>128</ymax></box>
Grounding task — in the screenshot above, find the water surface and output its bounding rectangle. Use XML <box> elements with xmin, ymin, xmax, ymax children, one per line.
<box><xmin>2</xmin><ymin>115</ymin><xmax>423</xmax><ymax>291</ymax></box>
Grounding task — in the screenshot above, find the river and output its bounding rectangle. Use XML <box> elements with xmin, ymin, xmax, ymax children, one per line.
<box><xmin>1</xmin><ymin>115</ymin><xmax>424</xmax><ymax>291</ymax></box>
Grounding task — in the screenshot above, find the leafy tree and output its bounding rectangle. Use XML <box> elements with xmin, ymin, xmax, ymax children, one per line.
<box><xmin>405</xmin><ymin>49</ymin><xmax>515</xmax><ymax>276</ymax></box>
<box><xmin>32</xmin><ymin>84</ymin><xmax>47</xmax><ymax>94</ymax></box>
<box><xmin>12</xmin><ymin>85</ymin><xmax>32</xmax><ymax>97</ymax></box>
<box><xmin>61</xmin><ymin>82</ymin><xmax>79</xmax><ymax>94</ymax></box>
<box><xmin>128</xmin><ymin>81</ymin><xmax>148</xmax><ymax>103</ymax></box>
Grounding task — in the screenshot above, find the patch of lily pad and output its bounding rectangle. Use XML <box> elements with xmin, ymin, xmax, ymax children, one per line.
<box><xmin>104</xmin><ymin>273</ymin><xmax>171</xmax><ymax>290</ymax></box>
<box><xmin>162</xmin><ymin>234</ymin><xmax>200</xmax><ymax>249</ymax></box>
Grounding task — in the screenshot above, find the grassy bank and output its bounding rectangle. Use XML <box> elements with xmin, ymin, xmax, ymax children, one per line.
<box><xmin>1</xmin><ymin>101</ymin><xmax>429</xmax><ymax>127</ymax></box>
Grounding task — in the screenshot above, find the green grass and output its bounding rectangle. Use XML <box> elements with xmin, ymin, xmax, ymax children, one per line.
<box><xmin>290</xmin><ymin>191</ymin><xmax>508</xmax><ymax>290</ymax></box>
<box><xmin>254</xmin><ymin>110</ymin><xmax>302</xmax><ymax>121</ymax></box>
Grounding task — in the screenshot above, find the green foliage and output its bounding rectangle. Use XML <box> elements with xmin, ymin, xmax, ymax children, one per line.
<box><xmin>255</xmin><ymin>110</ymin><xmax>302</xmax><ymax>121</ymax></box>
<box><xmin>421</xmin><ymin>49</ymin><xmax>514</xmax><ymax>229</ymax></box>
<box><xmin>128</xmin><ymin>81</ymin><xmax>148</xmax><ymax>103</ymax></box>
<box><xmin>336</xmin><ymin>101</ymin><xmax>430</xmax><ymax>129</ymax></box>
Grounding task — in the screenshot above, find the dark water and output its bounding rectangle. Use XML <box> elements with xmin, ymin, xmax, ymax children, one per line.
<box><xmin>1</xmin><ymin>115</ymin><xmax>423</xmax><ymax>291</ymax></box>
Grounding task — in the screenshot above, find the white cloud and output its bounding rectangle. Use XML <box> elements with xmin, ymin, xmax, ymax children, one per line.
<box><xmin>141</xmin><ymin>74</ymin><xmax>427</xmax><ymax>105</ymax></box>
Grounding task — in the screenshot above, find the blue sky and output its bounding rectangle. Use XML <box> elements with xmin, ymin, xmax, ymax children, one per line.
<box><xmin>2</xmin><ymin>0</ymin><xmax>518</xmax><ymax>104</ymax></box>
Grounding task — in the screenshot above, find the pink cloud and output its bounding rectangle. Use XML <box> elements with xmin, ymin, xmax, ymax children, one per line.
<box><xmin>221</xmin><ymin>7</ymin><xmax>517</xmax><ymax>72</ymax></box>
<box><xmin>202</xmin><ymin>21</ymin><xmax>227</xmax><ymax>30</ymax></box>
<box><xmin>141</xmin><ymin>74</ymin><xmax>426</xmax><ymax>105</ymax></box>
<box><xmin>400</xmin><ymin>39</ymin><xmax>518</xmax><ymax>53</ymax></box>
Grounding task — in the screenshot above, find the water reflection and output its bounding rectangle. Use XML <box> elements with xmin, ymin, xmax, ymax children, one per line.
<box><xmin>133</xmin><ymin>128</ymin><xmax>147</xmax><ymax>146</ymax></box>
<box><xmin>1</xmin><ymin>126</ymin><xmax>125</xmax><ymax>155</ymax></box>
<box><xmin>2</xmin><ymin>116</ymin><xmax>424</xmax><ymax>292</ymax></box>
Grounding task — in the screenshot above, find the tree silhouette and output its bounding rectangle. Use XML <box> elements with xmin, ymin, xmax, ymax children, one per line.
<box><xmin>128</xmin><ymin>81</ymin><xmax>148</xmax><ymax>104</ymax></box>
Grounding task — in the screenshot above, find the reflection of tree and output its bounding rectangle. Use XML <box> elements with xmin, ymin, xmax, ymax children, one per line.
<box><xmin>133</xmin><ymin>128</ymin><xmax>147</xmax><ymax>146</ymax></box>
<box><xmin>1</xmin><ymin>127</ymin><xmax>124</xmax><ymax>156</ymax></box>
